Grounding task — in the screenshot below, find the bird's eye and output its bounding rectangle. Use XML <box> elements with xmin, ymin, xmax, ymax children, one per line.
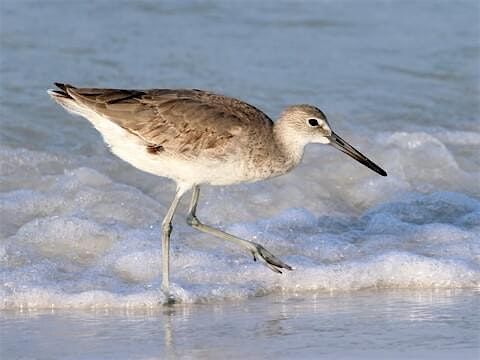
<box><xmin>307</xmin><ymin>118</ymin><xmax>319</xmax><ymax>127</ymax></box>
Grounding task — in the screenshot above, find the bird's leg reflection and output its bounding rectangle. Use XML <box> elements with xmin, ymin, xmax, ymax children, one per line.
<box><xmin>163</xmin><ymin>307</ymin><xmax>175</xmax><ymax>358</ymax></box>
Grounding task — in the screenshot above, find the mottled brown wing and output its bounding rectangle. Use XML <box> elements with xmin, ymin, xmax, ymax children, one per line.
<box><xmin>60</xmin><ymin>84</ymin><xmax>273</xmax><ymax>159</ymax></box>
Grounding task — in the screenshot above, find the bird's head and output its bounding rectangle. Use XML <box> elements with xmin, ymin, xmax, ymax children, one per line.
<box><xmin>277</xmin><ymin>104</ymin><xmax>387</xmax><ymax>176</ymax></box>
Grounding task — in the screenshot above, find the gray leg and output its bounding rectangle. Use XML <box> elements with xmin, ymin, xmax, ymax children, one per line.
<box><xmin>162</xmin><ymin>185</ymin><xmax>189</xmax><ymax>295</ymax></box>
<box><xmin>186</xmin><ymin>185</ymin><xmax>292</xmax><ymax>273</ymax></box>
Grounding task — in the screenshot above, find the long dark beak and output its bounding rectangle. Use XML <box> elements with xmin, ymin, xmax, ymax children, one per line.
<box><xmin>328</xmin><ymin>132</ymin><xmax>387</xmax><ymax>176</ymax></box>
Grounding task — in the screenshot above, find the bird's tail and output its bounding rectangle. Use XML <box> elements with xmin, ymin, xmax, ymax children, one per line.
<box><xmin>47</xmin><ymin>83</ymin><xmax>84</xmax><ymax>116</ymax></box>
<box><xmin>47</xmin><ymin>82</ymin><xmax>75</xmax><ymax>99</ymax></box>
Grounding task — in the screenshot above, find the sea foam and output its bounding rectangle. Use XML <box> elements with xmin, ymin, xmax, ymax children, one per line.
<box><xmin>1</xmin><ymin>128</ymin><xmax>479</xmax><ymax>309</ymax></box>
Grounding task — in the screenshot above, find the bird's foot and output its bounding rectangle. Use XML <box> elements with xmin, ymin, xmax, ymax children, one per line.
<box><xmin>163</xmin><ymin>293</ymin><xmax>177</xmax><ymax>306</ymax></box>
<box><xmin>250</xmin><ymin>244</ymin><xmax>293</xmax><ymax>274</ymax></box>
<box><xmin>161</xmin><ymin>285</ymin><xmax>178</xmax><ymax>305</ymax></box>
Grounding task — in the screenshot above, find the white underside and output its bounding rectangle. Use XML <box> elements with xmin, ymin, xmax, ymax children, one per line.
<box><xmin>53</xmin><ymin>96</ymin><xmax>255</xmax><ymax>187</ymax></box>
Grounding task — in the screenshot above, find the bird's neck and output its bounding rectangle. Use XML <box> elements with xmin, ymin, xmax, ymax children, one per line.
<box><xmin>272</xmin><ymin>120</ymin><xmax>306</xmax><ymax>172</ymax></box>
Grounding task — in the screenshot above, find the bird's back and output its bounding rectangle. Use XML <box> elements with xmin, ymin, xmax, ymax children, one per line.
<box><xmin>51</xmin><ymin>84</ymin><xmax>274</xmax><ymax>160</ymax></box>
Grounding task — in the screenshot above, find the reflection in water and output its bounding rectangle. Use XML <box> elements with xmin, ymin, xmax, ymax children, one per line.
<box><xmin>2</xmin><ymin>290</ymin><xmax>478</xmax><ymax>359</ymax></box>
<box><xmin>163</xmin><ymin>307</ymin><xmax>175</xmax><ymax>359</ymax></box>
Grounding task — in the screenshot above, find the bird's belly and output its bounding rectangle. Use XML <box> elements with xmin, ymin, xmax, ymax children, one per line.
<box><xmin>80</xmin><ymin>112</ymin><xmax>277</xmax><ymax>186</ymax></box>
<box><xmin>114</xmin><ymin>147</ymin><xmax>263</xmax><ymax>186</ymax></box>
<box><xmin>94</xmin><ymin>124</ymin><xmax>262</xmax><ymax>186</ymax></box>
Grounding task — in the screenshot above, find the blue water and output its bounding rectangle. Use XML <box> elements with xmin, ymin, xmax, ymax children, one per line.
<box><xmin>1</xmin><ymin>0</ymin><xmax>479</xmax><ymax>358</ymax></box>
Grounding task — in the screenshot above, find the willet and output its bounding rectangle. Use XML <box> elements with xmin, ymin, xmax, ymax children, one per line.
<box><xmin>48</xmin><ymin>83</ymin><xmax>387</xmax><ymax>297</ymax></box>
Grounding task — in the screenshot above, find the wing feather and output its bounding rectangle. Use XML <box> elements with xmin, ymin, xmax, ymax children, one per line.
<box><xmin>62</xmin><ymin>84</ymin><xmax>273</xmax><ymax>159</ymax></box>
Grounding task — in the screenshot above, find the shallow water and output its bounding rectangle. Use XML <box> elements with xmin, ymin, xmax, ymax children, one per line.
<box><xmin>2</xmin><ymin>290</ymin><xmax>479</xmax><ymax>360</ymax></box>
<box><xmin>1</xmin><ymin>0</ymin><xmax>479</xmax><ymax>357</ymax></box>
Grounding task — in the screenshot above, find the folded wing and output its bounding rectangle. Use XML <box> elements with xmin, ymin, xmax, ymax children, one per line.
<box><xmin>54</xmin><ymin>83</ymin><xmax>273</xmax><ymax>159</ymax></box>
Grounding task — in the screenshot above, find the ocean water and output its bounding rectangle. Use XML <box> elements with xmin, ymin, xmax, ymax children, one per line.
<box><xmin>1</xmin><ymin>0</ymin><xmax>479</xmax><ymax>358</ymax></box>
<box><xmin>2</xmin><ymin>290</ymin><xmax>478</xmax><ymax>359</ymax></box>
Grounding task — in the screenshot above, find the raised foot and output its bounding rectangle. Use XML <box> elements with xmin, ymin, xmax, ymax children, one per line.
<box><xmin>250</xmin><ymin>244</ymin><xmax>293</xmax><ymax>274</ymax></box>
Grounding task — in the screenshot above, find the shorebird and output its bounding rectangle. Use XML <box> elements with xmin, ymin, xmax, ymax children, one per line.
<box><xmin>48</xmin><ymin>83</ymin><xmax>387</xmax><ymax>297</ymax></box>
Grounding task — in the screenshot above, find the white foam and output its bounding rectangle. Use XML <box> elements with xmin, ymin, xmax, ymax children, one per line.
<box><xmin>1</xmin><ymin>127</ymin><xmax>479</xmax><ymax>309</ymax></box>
<box><xmin>16</xmin><ymin>216</ymin><xmax>116</xmax><ymax>265</ymax></box>
<box><xmin>113</xmin><ymin>251</ymin><xmax>161</xmax><ymax>283</ymax></box>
